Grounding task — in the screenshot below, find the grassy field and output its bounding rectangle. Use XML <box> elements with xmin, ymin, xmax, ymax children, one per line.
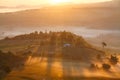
<box><xmin>4</xmin><ymin>56</ymin><xmax>120</xmax><ymax>80</ymax></box>
<box><xmin>0</xmin><ymin>32</ymin><xmax>120</xmax><ymax>80</ymax></box>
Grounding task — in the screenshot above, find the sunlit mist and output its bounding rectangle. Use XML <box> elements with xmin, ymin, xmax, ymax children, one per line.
<box><xmin>50</xmin><ymin>0</ymin><xmax>70</xmax><ymax>4</ymax></box>
<box><xmin>0</xmin><ymin>0</ymin><xmax>112</xmax><ymax>13</ymax></box>
<box><xmin>0</xmin><ymin>0</ymin><xmax>120</xmax><ymax>80</ymax></box>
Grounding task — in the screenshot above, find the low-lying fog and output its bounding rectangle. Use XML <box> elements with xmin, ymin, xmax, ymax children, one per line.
<box><xmin>0</xmin><ymin>26</ymin><xmax>120</xmax><ymax>38</ymax></box>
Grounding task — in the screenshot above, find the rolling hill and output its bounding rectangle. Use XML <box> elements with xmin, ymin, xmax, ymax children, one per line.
<box><xmin>0</xmin><ymin>31</ymin><xmax>104</xmax><ymax>62</ymax></box>
<box><xmin>0</xmin><ymin>31</ymin><xmax>119</xmax><ymax>80</ymax></box>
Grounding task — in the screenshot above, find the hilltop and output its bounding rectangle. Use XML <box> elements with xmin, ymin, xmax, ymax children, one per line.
<box><xmin>0</xmin><ymin>31</ymin><xmax>104</xmax><ymax>62</ymax></box>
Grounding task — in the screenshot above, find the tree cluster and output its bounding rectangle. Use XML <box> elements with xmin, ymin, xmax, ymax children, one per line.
<box><xmin>4</xmin><ymin>31</ymin><xmax>90</xmax><ymax>47</ymax></box>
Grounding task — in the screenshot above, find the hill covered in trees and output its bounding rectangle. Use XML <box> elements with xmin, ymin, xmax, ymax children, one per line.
<box><xmin>0</xmin><ymin>31</ymin><xmax>104</xmax><ymax>62</ymax></box>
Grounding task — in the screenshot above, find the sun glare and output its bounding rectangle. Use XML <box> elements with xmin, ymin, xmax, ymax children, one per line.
<box><xmin>51</xmin><ymin>0</ymin><xmax>70</xmax><ymax>4</ymax></box>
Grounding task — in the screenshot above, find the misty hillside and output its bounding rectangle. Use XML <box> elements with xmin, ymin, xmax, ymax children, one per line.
<box><xmin>0</xmin><ymin>31</ymin><xmax>104</xmax><ymax>62</ymax></box>
<box><xmin>0</xmin><ymin>1</ymin><xmax>120</xmax><ymax>30</ymax></box>
<box><xmin>86</xmin><ymin>33</ymin><xmax>120</xmax><ymax>50</ymax></box>
<box><xmin>1</xmin><ymin>32</ymin><xmax>119</xmax><ymax>80</ymax></box>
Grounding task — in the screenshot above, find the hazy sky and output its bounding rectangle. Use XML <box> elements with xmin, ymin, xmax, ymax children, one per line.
<box><xmin>0</xmin><ymin>0</ymin><xmax>112</xmax><ymax>6</ymax></box>
<box><xmin>0</xmin><ymin>0</ymin><xmax>112</xmax><ymax>13</ymax></box>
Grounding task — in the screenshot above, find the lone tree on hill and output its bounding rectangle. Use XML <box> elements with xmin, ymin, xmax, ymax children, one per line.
<box><xmin>102</xmin><ymin>42</ymin><xmax>107</xmax><ymax>49</ymax></box>
<box><xmin>109</xmin><ymin>55</ymin><xmax>119</xmax><ymax>65</ymax></box>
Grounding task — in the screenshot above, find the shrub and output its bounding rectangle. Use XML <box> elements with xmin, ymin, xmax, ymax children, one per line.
<box><xmin>90</xmin><ymin>63</ymin><xmax>99</xmax><ymax>70</ymax></box>
<box><xmin>109</xmin><ymin>55</ymin><xmax>119</xmax><ymax>65</ymax></box>
<box><xmin>102</xmin><ymin>63</ymin><xmax>111</xmax><ymax>71</ymax></box>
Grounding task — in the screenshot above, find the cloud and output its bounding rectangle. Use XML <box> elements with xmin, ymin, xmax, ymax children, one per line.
<box><xmin>0</xmin><ymin>5</ymin><xmax>35</xmax><ymax>9</ymax></box>
<box><xmin>0</xmin><ymin>6</ymin><xmax>10</xmax><ymax>9</ymax></box>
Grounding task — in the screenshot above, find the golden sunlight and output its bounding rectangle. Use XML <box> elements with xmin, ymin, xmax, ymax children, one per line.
<box><xmin>50</xmin><ymin>0</ymin><xmax>71</xmax><ymax>4</ymax></box>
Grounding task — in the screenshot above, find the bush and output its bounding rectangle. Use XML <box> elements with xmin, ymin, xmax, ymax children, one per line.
<box><xmin>90</xmin><ymin>63</ymin><xmax>99</xmax><ymax>70</ymax></box>
<box><xmin>102</xmin><ymin>63</ymin><xmax>111</xmax><ymax>71</ymax></box>
<box><xmin>0</xmin><ymin>65</ymin><xmax>11</xmax><ymax>73</ymax></box>
<box><xmin>109</xmin><ymin>55</ymin><xmax>119</xmax><ymax>65</ymax></box>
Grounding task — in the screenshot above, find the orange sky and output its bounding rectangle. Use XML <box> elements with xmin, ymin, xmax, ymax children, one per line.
<box><xmin>0</xmin><ymin>0</ymin><xmax>113</xmax><ymax>13</ymax></box>
<box><xmin>0</xmin><ymin>0</ymin><xmax>112</xmax><ymax>6</ymax></box>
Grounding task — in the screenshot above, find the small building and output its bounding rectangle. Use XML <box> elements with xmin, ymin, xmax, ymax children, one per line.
<box><xmin>63</xmin><ymin>43</ymin><xmax>71</xmax><ymax>47</ymax></box>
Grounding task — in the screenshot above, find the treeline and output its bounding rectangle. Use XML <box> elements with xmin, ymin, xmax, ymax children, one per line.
<box><xmin>4</xmin><ymin>31</ymin><xmax>91</xmax><ymax>47</ymax></box>
<box><xmin>4</xmin><ymin>31</ymin><xmax>79</xmax><ymax>41</ymax></box>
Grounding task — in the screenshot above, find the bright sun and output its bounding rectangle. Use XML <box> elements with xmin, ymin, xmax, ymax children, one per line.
<box><xmin>51</xmin><ymin>0</ymin><xmax>70</xmax><ymax>4</ymax></box>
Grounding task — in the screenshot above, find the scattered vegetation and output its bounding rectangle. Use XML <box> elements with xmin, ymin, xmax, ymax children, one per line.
<box><xmin>90</xmin><ymin>63</ymin><xmax>99</xmax><ymax>70</ymax></box>
<box><xmin>0</xmin><ymin>31</ymin><xmax>97</xmax><ymax>62</ymax></box>
<box><xmin>2</xmin><ymin>31</ymin><xmax>91</xmax><ymax>47</ymax></box>
<box><xmin>0</xmin><ymin>50</ymin><xmax>26</xmax><ymax>79</ymax></box>
<box><xmin>0</xmin><ymin>31</ymin><xmax>119</xmax><ymax>79</ymax></box>
<box><xmin>102</xmin><ymin>63</ymin><xmax>111</xmax><ymax>71</ymax></box>
<box><xmin>109</xmin><ymin>55</ymin><xmax>119</xmax><ymax>65</ymax></box>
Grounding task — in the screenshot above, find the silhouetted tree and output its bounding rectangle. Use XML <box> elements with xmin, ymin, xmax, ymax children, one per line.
<box><xmin>90</xmin><ymin>63</ymin><xmax>99</xmax><ymax>70</ymax></box>
<box><xmin>102</xmin><ymin>63</ymin><xmax>111</xmax><ymax>71</ymax></box>
<box><xmin>109</xmin><ymin>55</ymin><xmax>119</xmax><ymax>65</ymax></box>
<box><xmin>102</xmin><ymin>42</ymin><xmax>107</xmax><ymax>49</ymax></box>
